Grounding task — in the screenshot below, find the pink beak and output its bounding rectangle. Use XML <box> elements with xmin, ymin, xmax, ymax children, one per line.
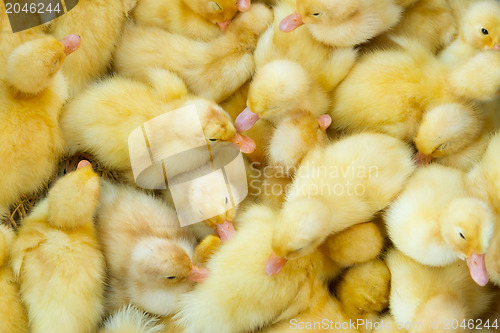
<box><xmin>77</xmin><ymin>160</ymin><xmax>92</xmax><ymax>169</ymax></box>
<box><xmin>187</xmin><ymin>265</ymin><xmax>209</xmax><ymax>283</ymax></box>
<box><xmin>235</xmin><ymin>107</ymin><xmax>260</xmax><ymax>132</ymax></box>
<box><xmin>492</xmin><ymin>44</ymin><xmax>500</xmax><ymax>50</ymax></box>
<box><xmin>279</xmin><ymin>12</ymin><xmax>304</xmax><ymax>32</ymax></box>
<box><xmin>231</xmin><ymin>133</ymin><xmax>256</xmax><ymax>154</ymax></box>
<box><xmin>264</xmin><ymin>252</ymin><xmax>288</xmax><ymax>276</ymax></box>
<box><xmin>318</xmin><ymin>114</ymin><xmax>332</xmax><ymax>131</ymax></box>
<box><xmin>216</xmin><ymin>219</ymin><xmax>236</xmax><ymax>242</ymax></box>
<box><xmin>216</xmin><ymin>20</ymin><xmax>231</xmax><ymax>32</ymax></box>
<box><xmin>414</xmin><ymin>151</ymin><xmax>433</xmax><ymax>166</ymax></box>
<box><xmin>237</xmin><ymin>0</ymin><xmax>251</xmax><ymax>12</ymax></box>
<box><xmin>467</xmin><ymin>252</ymin><xmax>489</xmax><ymax>286</ymax></box>
<box><xmin>60</xmin><ymin>34</ymin><xmax>81</xmax><ymax>56</ymax></box>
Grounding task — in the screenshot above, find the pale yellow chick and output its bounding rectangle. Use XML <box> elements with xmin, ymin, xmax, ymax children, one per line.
<box><xmin>174</xmin><ymin>205</ymin><xmax>386</xmax><ymax>333</ymax></box>
<box><xmin>442</xmin><ymin>1</ymin><xmax>500</xmax><ymax>101</ymax></box>
<box><xmin>279</xmin><ymin>0</ymin><xmax>402</xmax><ymax>47</ymax></box>
<box><xmin>11</xmin><ymin>161</ymin><xmax>106</xmax><ymax>333</ymax></box>
<box><xmin>96</xmin><ymin>182</ymin><xmax>206</xmax><ymax>316</ymax></box>
<box><xmin>114</xmin><ymin>4</ymin><xmax>273</xmax><ymax>103</ymax></box>
<box><xmin>0</xmin><ymin>224</ymin><xmax>28</xmax><ymax>333</ymax></box>
<box><xmin>267</xmin><ymin>133</ymin><xmax>415</xmax><ymax>274</ymax></box>
<box><xmin>385</xmin><ymin>164</ymin><xmax>495</xmax><ymax>286</ymax></box>
<box><xmin>61</xmin><ymin>76</ymin><xmax>254</xmax><ymax>190</ymax></box>
<box><xmin>0</xmin><ymin>34</ymin><xmax>79</xmax><ymax>221</ymax></box>
<box><xmin>132</xmin><ymin>0</ymin><xmax>249</xmax><ymax>41</ymax></box>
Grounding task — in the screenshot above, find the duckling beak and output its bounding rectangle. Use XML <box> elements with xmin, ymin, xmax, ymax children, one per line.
<box><xmin>238</xmin><ymin>0</ymin><xmax>251</xmax><ymax>12</ymax></box>
<box><xmin>318</xmin><ymin>114</ymin><xmax>332</xmax><ymax>131</ymax></box>
<box><xmin>60</xmin><ymin>34</ymin><xmax>81</xmax><ymax>56</ymax></box>
<box><xmin>467</xmin><ymin>252</ymin><xmax>489</xmax><ymax>286</ymax></box>
<box><xmin>493</xmin><ymin>44</ymin><xmax>500</xmax><ymax>50</ymax></box>
<box><xmin>414</xmin><ymin>152</ymin><xmax>432</xmax><ymax>166</ymax></box>
<box><xmin>279</xmin><ymin>12</ymin><xmax>304</xmax><ymax>32</ymax></box>
<box><xmin>265</xmin><ymin>253</ymin><xmax>288</xmax><ymax>276</ymax></box>
<box><xmin>235</xmin><ymin>107</ymin><xmax>260</xmax><ymax>132</ymax></box>
<box><xmin>187</xmin><ymin>265</ymin><xmax>209</xmax><ymax>283</ymax></box>
<box><xmin>77</xmin><ymin>160</ymin><xmax>92</xmax><ymax>170</ymax></box>
<box><xmin>216</xmin><ymin>219</ymin><xmax>236</xmax><ymax>242</ymax></box>
<box><xmin>231</xmin><ymin>133</ymin><xmax>256</xmax><ymax>153</ymax></box>
<box><xmin>216</xmin><ymin>20</ymin><xmax>231</xmax><ymax>32</ymax></box>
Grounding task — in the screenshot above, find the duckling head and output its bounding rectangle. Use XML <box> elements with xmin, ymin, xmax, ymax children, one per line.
<box><xmin>462</xmin><ymin>0</ymin><xmax>500</xmax><ymax>50</ymax></box>
<box><xmin>440</xmin><ymin>198</ymin><xmax>495</xmax><ymax>286</ymax></box>
<box><xmin>6</xmin><ymin>34</ymin><xmax>80</xmax><ymax>95</ymax></box>
<box><xmin>266</xmin><ymin>197</ymin><xmax>331</xmax><ymax>276</ymax></box>
<box><xmin>236</xmin><ymin>60</ymin><xmax>311</xmax><ymax>132</ymax></box>
<box><xmin>130</xmin><ymin>237</ymin><xmax>208</xmax><ymax>286</ymax></box>
<box><xmin>192</xmin><ymin>98</ymin><xmax>255</xmax><ymax>153</ymax></box>
<box><xmin>414</xmin><ymin>103</ymin><xmax>481</xmax><ymax>165</ymax></box>
<box><xmin>186</xmin><ymin>0</ymin><xmax>243</xmax><ymax>32</ymax></box>
<box><xmin>187</xmin><ymin>175</ymin><xmax>237</xmax><ymax>241</ymax></box>
<box><xmin>280</xmin><ymin>0</ymin><xmax>360</xmax><ymax>33</ymax></box>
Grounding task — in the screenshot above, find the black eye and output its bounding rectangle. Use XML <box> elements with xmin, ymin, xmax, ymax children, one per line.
<box><xmin>312</xmin><ymin>12</ymin><xmax>321</xmax><ymax>17</ymax></box>
<box><xmin>482</xmin><ymin>28</ymin><xmax>489</xmax><ymax>35</ymax></box>
<box><xmin>460</xmin><ymin>233</ymin><xmax>466</xmax><ymax>240</ymax></box>
<box><xmin>166</xmin><ymin>276</ymin><xmax>177</xmax><ymax>280</ymax></box>
<box><xmin>209</xmin><ymin>139</ymin><xmax>218</xmax><ymax>142</ymax></box>
<box><xmin>225</xmin><ymin>197</ymin><xmax>228</xmax><ymax>204</ymax></box>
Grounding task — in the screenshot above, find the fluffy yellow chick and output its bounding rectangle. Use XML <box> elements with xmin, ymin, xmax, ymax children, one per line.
<box><xmin>236</xmin><ymin>0</ymin><xmax>358</xmax><ymax>131</ymax></box>
<box><xmin>386</xmin><ymin>249</ymin><xmax>498</xmax><ymax>332</ymax></box>
<box><xmin>330</xmin><ymin>39</ymin><xmax>456</xmax><ymax>142</ymax></box>
<box><xmin>0</xmin><ymin>224</ymin><xmax>28</xmax><ymax>333</ymax></box>
<box><xmin>0</xmin><ymin>34</ymin><xmax>80</xmax><ymax>221</ymax></box>
<box><xmin>132</xmin><ymin>0</ymin><xmax>250</xmax><ymax>41</ymax></box>
<box><xmin>385</xmin><ymin>164</ymin><xmax>495</xmax><ymax>286</ymax></box>
<box><xmin>439</xmin><ymin>1</ymin><xmax>500</xmax><ymax>101</ymax></box>
<box><xmin>174</xmin><ymin>205</ymin><xmax>385</xmax><ymax>333</ymax></box>
<box><xmin>11</xmin><ymin>161</ymin><xmax>105</xmax><ymax>333</ymax></box>
<box><xmin>61</xmin><ymin>76</ymin><xmax>255</xmax><ymax>189</ymax></box>
<box><xmin>114</xmin><ymin>3</ymin><xmax>273</xmax><ymax>103</ymax></box>
<box><xmin>44</xmin><ymin>0</ymin><xmax>137</xmax><ymax>96</ymax></box>
<box><xmin>266</xmin><ymin>133</ymin><xmax>415</xmax><ymax>275</ymax></box>
<box><xmin>279</xmin><ymin>0</ymin><xmax>402</xmax><ymax>47</ymax></box>
<box><xmin>440</xmin><ymin>0</ymin><xmax>500</xmax><ymax>67</ymax></box>
<box><xmin>98</xmin><ymin>305</ymin><xmax>165</xmax><ymax>333</ymax></box>
<box><xmin>235</xmin><ymin>59</ymin><xmax>329</xmax><ymax>132</ymax></box>
<box><xmin>96</xmin><ymin>182</ymin><xmax>207</xmax><ymax>316</ymax></box>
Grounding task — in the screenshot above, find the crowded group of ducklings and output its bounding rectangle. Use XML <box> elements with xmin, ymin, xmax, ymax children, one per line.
<box><xmin>2</xmin><ymin>0</ymin><xmax>500</xmax><ymax>332</ymax></box>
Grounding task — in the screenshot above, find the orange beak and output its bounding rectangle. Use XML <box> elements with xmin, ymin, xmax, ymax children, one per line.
<box><xmin>414</xmin><ymin>152</ymin><xmax>432</xmax><ymax>166</ymax></box>
<box><xmin>216</xmin><ymin>20</ymin><xmax>231</xmax><ymax>32</ymax></box>
<box><xmin>492</xmin><ymin>44</ymin><xmax>500</xmax><ymax>50</ymax></box>
<box><xmin>60</xmin><ymin>34</ymin><xmax>81</xmax><ymax>56</ymax></box>
<box><xmin>264</xmin><ymin>252</ymin><xmax>288</xmax><ymax>276</ymax></box>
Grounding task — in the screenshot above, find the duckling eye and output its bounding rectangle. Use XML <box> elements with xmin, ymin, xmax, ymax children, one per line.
<box><xmin>459</xmin><ymin>232</ymin><xmax>466</xmax><ymax>240</ymax></box>
<box><xmin>437</xmin><ymin>143</ymin><xmax>448</xmax><ymax>151</ymax></box>
<box><xmin>165</xmin><ymin>276</ymin><xmax>177</xmax><ymax>280</ymax></box>
<box><xmin>211</xmin><ymin>2</ymin><xmax>223</xmax><ymax>12</ymax></box>
<box><xmin>225</xmin><ymin>197</ymin><xmax>229</xmax><ymax>204</ymax></box>
<box><xmin>209</xmin><ymin>138</ymin><xmax>218</xmax><ymax>142</ymax></box>
<box><xmin>481</xmin><ymin>28</ymin><xmax>489</xmax><ymax>36</ymax></box>
<box><xmin>311</xmin><ymin>12</ymin><xmax>321</xmax><ymax>17</ymax></box>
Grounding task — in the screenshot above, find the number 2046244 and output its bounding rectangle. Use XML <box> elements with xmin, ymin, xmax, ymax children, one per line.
<box><xmin>5</xmin><ymin>2</ymin><xmax>61</xmax><ymax>14</ymax></box>
<box><xmin>443</xmin><ymin>319</ymin><xmax>498</xmax><ymax>330</ymax></box>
